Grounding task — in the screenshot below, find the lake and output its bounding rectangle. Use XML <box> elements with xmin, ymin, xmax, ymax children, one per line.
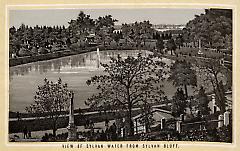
<box><xmin>9</xmin><ymin>50</ymin><xmax>178</xmax><ymax>112</ymax></box>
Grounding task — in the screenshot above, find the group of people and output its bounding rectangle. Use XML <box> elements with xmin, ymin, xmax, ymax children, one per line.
<box><xmin>79</xmin><ymin>122</ymin><xmax>118</xmax><ymax>141</ymax></box>
<box><xmin>39</xmin><ymin>122</ymin><xmax>119</xmax><ymax>141</ymax></box>
<box><xmin>84</xmin><ymin>119</ymin><xmax>95</xmax><ymax>129</ymax></box>
<box><xmin>105</xmin><ymin>122</ymin><xmax>118</xmax><ymax>140</ymax></box>
<box><xmin>41</xmin><ymin>133</ymin><xmax>58</xmax><ymax>142</ymax></box>
<box><xmin>23</xmin><ymin>126</ymin><xmax>31</xmax><ymax>139</ymax></box>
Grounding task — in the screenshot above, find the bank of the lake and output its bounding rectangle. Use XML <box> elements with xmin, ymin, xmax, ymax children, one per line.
<box><xmin>10</xmin><ymin>49</ymin><xmax>93</xmax><ymax>67</ymax></box>
<box><xmin>9</xmin><ymin>46</ymin><xmax>144</xmax><ymax>67</ymax></box>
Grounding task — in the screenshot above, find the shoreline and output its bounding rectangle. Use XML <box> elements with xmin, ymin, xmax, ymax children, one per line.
<box><xmin>9</xmin><ymin>47</ymin><xmax>147</xmax><ymax>67</ymax></box>
<box><xmin>9</xmin><ymin>49</ymin><xmax>92</xmax><ymax>67</ymax></box>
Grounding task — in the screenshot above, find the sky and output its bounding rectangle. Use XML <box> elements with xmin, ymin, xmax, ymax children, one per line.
<box><xmin>9</xmin><ymin>8</ymin><xmax>205</xmax><ymax>28</ymax></box>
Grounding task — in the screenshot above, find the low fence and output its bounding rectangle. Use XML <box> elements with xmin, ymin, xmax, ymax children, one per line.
<box><xmin>173</xmin><ymin>111</ymin><xmax>231</xmax><ymax>133</ymax></box>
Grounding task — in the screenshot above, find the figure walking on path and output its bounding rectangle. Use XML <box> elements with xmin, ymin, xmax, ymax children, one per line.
<box><xmin>23</xmin><ymin>126</ymin><xmax>28</xmax><ymax>139</ymax></box>
<box><xmin>110</xmin><ymin>122</ymin><xmax>117</xmax><ymax>140</ymax></box>
<box><xmin>28</xmin><ymin>130</ymin><xmax>31</xmax><ymax>139</ymax></box>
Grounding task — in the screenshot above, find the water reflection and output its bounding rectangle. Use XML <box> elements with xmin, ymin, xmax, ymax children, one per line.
<box><xmin>9</xmin><ymin>50</ymin><xmax>149</xmax><ymax>78</ymax></box>
<box><xmin>9</xmin><ymin>50</ymin><xmax>155</xmax><ymax>112</ymax></box>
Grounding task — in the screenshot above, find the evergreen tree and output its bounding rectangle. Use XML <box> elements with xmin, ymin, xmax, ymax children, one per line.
<box><xmin>196</xmin><ymin>86</ymin><xmax>210</xmax><ymax>115</ymax></box>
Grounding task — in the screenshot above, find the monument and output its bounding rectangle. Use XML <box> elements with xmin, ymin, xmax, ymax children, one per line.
<box><xmin>197</xmin><ymin>39</ymin><xmax>203</xmax><ymax>55</ymax></box>
<box><xmin>67</xmin><ymin>91</ymin><xmax>77</xmax><ymax>141</ymax></box>
<box><xmin>96</xmin><ymin>47</ymin><xmax>100</xmax><ymax>68</ymax></box>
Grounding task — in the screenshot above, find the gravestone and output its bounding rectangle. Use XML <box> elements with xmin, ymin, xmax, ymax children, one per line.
<box><xmin>176</xmin><ymin>121</ymin><xmax>182</xmax><ymax>133</ymax></box>
<box><xmin>224</xmin><ymin>111</ymin><xmax>230</xmax><ymax>126</ymax></box>
<box><xmin>160</xmin><ymin>118</ymin><xmax>166</xmax><ymax>130</ymax></box>
<box><xmin>180</xmin><ymin>114</ymin><xmax>184</xmax><ymax>121</ymax></box>
<box><xmin>218</xmin><ymin>114</ymin><xmax>224</xmax><ymax>128</ymax></box>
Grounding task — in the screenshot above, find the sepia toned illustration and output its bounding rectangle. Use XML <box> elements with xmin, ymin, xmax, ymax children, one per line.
<box><xmin>8</xmin><ymin>8</ymin><xmax>232</xmax><ymax>143</ymax></box>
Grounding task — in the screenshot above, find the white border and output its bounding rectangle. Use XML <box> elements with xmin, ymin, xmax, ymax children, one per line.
<box><xmin>5</xmin><ymin>3</ymin><xmax>237</xmax><ymax>7</ymax></box>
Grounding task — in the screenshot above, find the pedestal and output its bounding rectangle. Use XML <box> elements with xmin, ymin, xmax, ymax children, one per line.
<box><xmin>67</xmin><ymin>124</ymin><xmax>77</xmax><ymax>141</ymax></box>
<box><xmin>218</xmin><ymin>114</ymin><xmax>224</xmax><ymax>128</ymax></box>
<box><xmin>176</xmin><ymin>121</ymin><xmax>182</xmax><ymax>133</ymax></box>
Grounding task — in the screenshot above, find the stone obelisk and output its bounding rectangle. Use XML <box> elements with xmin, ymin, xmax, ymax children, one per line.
<box><xmin>96</xmin><ymin>47</ymin><xmax>100</xmax><ymax>68</ymax></box>
<box><xmin>67</xmin><ymin>91</ymin><xmax>77</xmax><ymax>141</ymax></box>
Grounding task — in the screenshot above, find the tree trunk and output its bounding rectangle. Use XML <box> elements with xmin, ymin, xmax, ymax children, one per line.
<box><xmin>53</xmin><ymin>128</ymin><xmax>57</xmax><ymax>137</ymax></box>
<box><xmin>214</xmin><ymin>73</ymin><xmax>226</xmax><ymax>113</ymax></box>
<box><xmin>184</xmin><ymin>84</ymin><xmax>188</xmax><ymax>98</ymax></box>
<box><xmin>127</xmin><ymin>88</ymin><xmax>134</xmax><ymax>136</ymax></box>
<box><xmin>52</xmin><ymin>119</ymin><xmax>57</xmax><ymax>137</ymax></box>
<box><xmin>127</xmin><ymin>102</ymin><xmax>134</xmax><ymax>136</ymax></box>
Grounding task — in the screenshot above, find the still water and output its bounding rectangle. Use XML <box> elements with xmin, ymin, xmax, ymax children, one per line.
<box><xmin>9</xmin><ymin>50</ymin><xmax>176</xmax><ymax>112</ymax></box>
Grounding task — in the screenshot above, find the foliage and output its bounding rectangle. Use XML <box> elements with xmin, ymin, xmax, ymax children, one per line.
<box><xmin>168</xmin><ymin>60</ymin><xmax>197</xmax><ymax>98</ymax></box>
<box><xmin>216</xmin><ymin>125</ymin><xmax>232</xmax><ymax>142</ymax></box>
<box><xmin>196</xmin><ymin>86</ymin><xmax>211</xmax><ymax>115</ymax></box>
<box><xmin>26</xmin><ymin>78</ymin><xmax>70</xmax><ymax>136</ymax></box>
<box><xmin>94</xmin><ymin>15</ymin><xmax>118</xmax><ymax>46</ymax></box>
<box><xmin>175</xmin><ymin>34</ymin><xmax>184</xmax><ymax>49</ymax></box>
<box><xmin>166</xmin><ymin>38</ymin><xmax>177</xmax><ymax>55</ymax></box>
<box><xmin>138</xmin><ymin>103</ymin><xmax>154</xmax><ymax>133</ymax></box>
<box><xmin>86</xmin><ymin>53</ymin><xmax>167</xmax><ymax>136</ymax></box>
<box><xmin>121</xmin><ymin>21</ymin><xmax>154</xmax><ymax>47</ymax></box>
<box><xmin>9</xmin><ymin>24</ymin><xmax>68</xmax><ymax>57</ymax></box>
<box><xmin>197</xmin><ymin>59</ymin><xmax>227</xmax><ymax>113</ymax></box>
<box><xmin>68</xmin><ymin>11</ymin><xmax>95</xmax><ymax>39</ymax></box>
<box><xmin>183</xmin><ymin>9</ymin><xmax>232</xmax><ymax>49</ymax></box>
<box><xmin>171</xmin><ymin>88</ymin><xmax>187</xmax><ymax>117</ymax></box>
<box><xmin>156</xmin><ymin>37</ymin><xmax>164</xmax><ymax>51</ymax></box>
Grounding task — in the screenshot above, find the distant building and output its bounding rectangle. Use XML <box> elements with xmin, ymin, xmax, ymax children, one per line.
<box><xmin>153</xmin><ymin>24</ymin><xmax>185</xmax><ymax>32</ymax></box>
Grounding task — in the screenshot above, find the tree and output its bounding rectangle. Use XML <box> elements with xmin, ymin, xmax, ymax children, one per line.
<box><xmin>175</xmin><ymin>34</ymin><xmax>184</xmax><ymax>49</ymax></box>
<box><xmin>183</xmin><ymin>9</ymin><xmax>232</xmax><ymax>49</ymax></box>
<box><xmin>66</xmin><ymin>38</ymin><xmax>71</xmax><ymax>48</ymax></box>
<box><xmin>95</xmin><ymin>15</ymin><xmax>118</xmax><ymax>30</ymax></box>
<box><xmin>156</xmin><ymin>38</ymin><xmax>164</xmax><ymax>52</ymax></box>
<box><xmin>85</xmin><ymin>53</ymin><xmax>166</xmax><ymax>136</ymax></box>
<box><xmin>168</xmin><ymin>60</ymin><xmax>197</xmax><ymax>98</ymax></box>
<box><xmin>166</xmin><ymin>39</ymin><xmax>176</xmax><ymax>55</ymax></box>
<box><xmin>138</xmin><ymin>103</ymin><xmax>154</xmax><ymax>133</ymax></box>
<box><xmin>197</xmin><ymin>59</ymin><xmax>227</xmax><ymax>113</ymax></box>
<box><xmin>121</xmin><ymin>21</ymin><xmax>154</xmax><ymax>48</ymax></box>
<box><xmin>95</xmin><ymin>15</ymin><xmax>118</xmax><ymax>46</ymax></box>
<box><xmin>68</xmin><ymin>11</ymin><xmax>95</xmax><ymax>40</ymax></box>
<box><xmin>171</xmin><ymin>88</ymin><xmax>187</xmax><ymax>117</ymax></box>
<box><xmin>196</xmin><ymin>86</ymin><xmax>210</xmax><ymax>115</ymax></box>
<box><xmin>26</xmin><ymin>78</ymin><xmax>70</xmax><ymax>136</ymax></box>
<box><xmin>9</xmin><ymin>26</ymin><xmax>20</xmax><ymax>57</ymax></box>
<box><xmin>139</xmin><ymin>21</ymin><xmax>154</xmax><ymax>46</ymax></box>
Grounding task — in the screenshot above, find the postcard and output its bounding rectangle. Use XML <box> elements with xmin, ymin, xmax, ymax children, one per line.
<box><xmin>1</xmin><ymin>0</ymin><xmax>239</xmax><ymax>151</ymax></box>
